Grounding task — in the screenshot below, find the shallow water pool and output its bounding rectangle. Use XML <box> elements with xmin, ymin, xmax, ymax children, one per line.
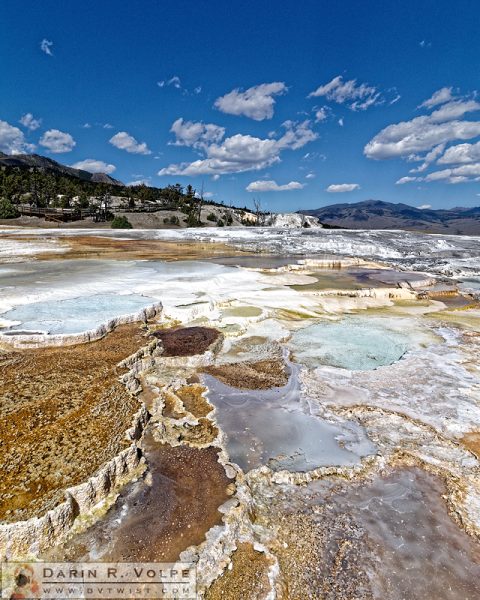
<box><xmin>289</xmin><ymin>316</ymin><xmax>416</xmax><ymax>370</ymax></box>
<box><xmin>1</xmin><ymin>292</ymin><xmax>157</xmax><ymax>335</ymax></box>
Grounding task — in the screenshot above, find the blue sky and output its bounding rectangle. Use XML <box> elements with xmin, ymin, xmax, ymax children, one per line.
<box><xmin>1</xmin><ymin>0</ymin><xmax>480</xmax><ymax>211</ymax></box>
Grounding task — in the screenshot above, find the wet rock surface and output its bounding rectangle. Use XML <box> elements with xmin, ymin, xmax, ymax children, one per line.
<box><xmin>254</xmin><ymin>468</ymin><xmax>480</xmax><ymax>600</ymax></box>
<box><xmin>151</xmin><ymin>326</ymin><xmax>221</xmax><ymax>356</ymax></box>
<box><xmin>46</xmin><ymin>433</ymin><xmax>232</xmax><ymax>562</ymax></box>
<box><xmin>201</xmin><ymin>358</ymin><xmax>288</xmax><ymax>389</ymax></box>
<box><xmin>205</xmin><ymin>543</ymin><xmax>273</xmax><ymax>600</ymax></box>
<box><xmin>1</xmin><ymin>231</ymin><xmax>480</xmax><ymax>599</ymax></box>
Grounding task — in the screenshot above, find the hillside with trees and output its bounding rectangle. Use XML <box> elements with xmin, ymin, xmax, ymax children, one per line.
<box><xmin>0</xmin><ymin>158</ymin><xmax>256</xmax><ymax>227</ymax></box>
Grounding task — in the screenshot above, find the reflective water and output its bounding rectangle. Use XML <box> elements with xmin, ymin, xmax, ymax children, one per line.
<box><xmin>2</xmin><ymin>293</ymin><xmax>157</xmax><ymax>335</ymax></box>
<box><xmin>263</xmin><ymin>468</ymin><xmax>480</xmax><ymax>599</ymax></box>
<box><xmin>203</xmin><ymin>364</ymin><xmax>375</xmax><ymax>472</ymax></box>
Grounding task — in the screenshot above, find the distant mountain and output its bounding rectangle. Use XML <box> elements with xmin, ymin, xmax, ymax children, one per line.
<box><xmin>299</xmin><ymin>200</ymin><xmax>480</xmax><ymax>235</ymax></box>
<box><xmin>0</xmin><ymin>152</ymin><xmax>124</xmax><ymax>186</ymax></box>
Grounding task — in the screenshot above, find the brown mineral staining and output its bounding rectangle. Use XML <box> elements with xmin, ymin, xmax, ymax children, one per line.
<box><xmin>151</xmin><ymin>326</ymin><xmax>221</xmax><ymax>357</ymax></box>
<box><xmin>201</xmin><ymin>359</ymin><xmax>288</xmax><ymax>390</ymax></box>
<box><xmin>206</xmin><ymin>543</ymin><xmax>273</xmax><ymax>600</ymax></box>
<box><xmin>162</xmin><ymin>390</ymin><xmax>187</xmax><ymax>419</ymax></box>
<box><xmin>50</xmin><ymin>436</ymin><xmax>232</xmax><ymax>563</ymax></box>
<box><xmin>42</xmin><ymin>236</ymin><xmax>251</xmax><ymax>262</ymax></box>
<box><xmin>176</xmin><ymin>384</ymin><xmax>213</xmax><ymax>417</ymax></box>
<box><xmin>461</xmin><ymin>432</ymin><xmax>480</xmax><ymax>459</ymax></box>
<box><xmin>0</xmin><ymin>323</ymin><xmax>147</xmax><ymax>522</ymax></box>
<box><xmin>166</xmin><ymin>416</ymin><xmax>219</xmax><ymax>446</ymax></box>
<box><xmin>271</xmin><ymin>511</ymin><xmax>374</xmax><ymax>600</ymax></box>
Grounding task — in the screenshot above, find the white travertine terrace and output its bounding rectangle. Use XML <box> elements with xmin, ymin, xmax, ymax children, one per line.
<box><xmin>1</xmin><ymin>228</ymin><xmax>479</xmax><ymax>597</ymax></box>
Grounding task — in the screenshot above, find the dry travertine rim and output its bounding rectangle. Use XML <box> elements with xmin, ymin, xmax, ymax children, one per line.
<box><xmin>0</xmin><ymin>303</ymin><xmax>162</xmax><ymax>349</ymax></box>
<box><xmin>0</xmin><ymin>312</ymin><xmax>229</xmax><ymax>560</ymax></box>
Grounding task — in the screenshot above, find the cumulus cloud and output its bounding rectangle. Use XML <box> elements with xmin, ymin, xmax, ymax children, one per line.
<box><xmin>366</xmin><ymin>87</ymin><xmax>480</xmax><ymax>184</ymax></box>
<box><xmin>409</xmin><ymin>143</ymin><xmax>446</xmax><ymax>173</ymax></box>
<box><xmin>309</xmin><ymin>75</ymin><xmax>381</xmax><ymax>111</ymax></box>
<box><xmin>396</xmin><ymin>176</ymin><xmax>417</xmax><ymax>185</ymax></box>
<box><xmin>0</xmin><ymin>120</ymin><xmax>35</xmax><ymax>154</ymax></box>
<box><xmin>419</xmin><ymin>87</ymin><xmax>453</xmax><ymax>108</ymax></box>
<box><xmin>169</xmin><ymin>118</ymin><xmax>225</xmax><ymax>148</ymax></box>
<box><xmin>246</xmin><ymin>179</ymin><xmax>305</xmax><ymax>192</ymax></box>
<box><xmin>214</xmin><ymin>82</ymin><xmax>287</xmax><ymax>120</ymax></box>
<box><xmin>159</xmin><ymin>120</ymin><xmax>317</xmax><ymax>177</ymax></box>
<box><xmin>19</xmin><ymin>113</ymin><xmax>42</xmax><ymax>131</ymax></box>
<box><xmin>326</xmin><ymin>183</ymin><xmax>360</xmax><ymax>192</ymax></box>
<box><xmin>314</xmin><ymin>107</ymin><xmax>329</xmax><ymax>122</ymax></box>
<box><xmin>39</xmin><ymin>129</ymin><xmax>76</xmax><ymax>153</ymax></box>
<box><xmin>438</xmin><ymin>140</ymin><xmax>480</xmax><ymax>164</ymax></box>
<box><xmin>109</xmin><ymin>131</ymin><xmax>151</xmax><ymax>155</ymax></box>
<box><xmin>40</xmin><ymin>39</ymin><xmax>53</xmax><ymax>56</ymax></box>
<box><xmin>424</xmin><ymin>163</ymin><xmax>480</xmax><ymax>183</ymax></box>
<box><xmin>364</xmin><ymin>104</ymin><xmax>480</xmax><ymax>160</ymax></box>
<box><xmin>71</xmin><ymin>159</ymin><xmax>116</xmax><ymax>174</ymax></box>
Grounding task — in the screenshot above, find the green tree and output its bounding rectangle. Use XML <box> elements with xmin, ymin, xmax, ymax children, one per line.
<box><xmin>111</xmin><ymin>215</ymin><xmax>133</xmax><ymax>229</ymax></box>
<box><xmin>0</xmin><ymin>198</ymin><xmax>19</xmax><ymax>219</ymax></box>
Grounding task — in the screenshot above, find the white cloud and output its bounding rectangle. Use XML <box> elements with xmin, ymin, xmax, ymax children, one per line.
<box><xmin>39</xmin><ymin>129</ymin><xmax>76</xmax><ymax>153</ymax></box>
<box><xmin>305</xmin><ymin>172</ymin><xmax>316</xmax><ymax>179</ymax></box>
<box><xmin>364</xmin><ymin>106</ymin><xmax>480</xmax><ymax>160</ymax></box>
<box><xmin>71</xmin><ymin>159</ymin><xmax>116</xmax><ymax>174</ymax></box>
<box><xmin>82</xmin><ymin>123</ymin><xmax>92</xmax><ymax>128</ymax></box>
<box><xmin>338</xmin><ymin>117</ymin><xmax>344</xmax><ymax>126</ymax></box>
<box><xmin>365</xmin><ymin>86</ymin><xmax>480</xmax><ymax>186</ymax></box>
<box><xmin>169</xmin><ymin>118</ymin><xmax>225</xmax><ymax>148</ymax></box>
<box><xmin>438</xmin><ymin>140</ymin><xmax>480</xmax><ymax>164</ymax></box>
<box><xmin>159</xmin><ymin>120</ymin><xmax>317</xmax><ymax>177</ymax></box>
<box><xmin>109</xmin><ymin>131</ymin><xmax>151</xmax><ymax>155</ymax></box>
<box><xmin>396</xmin><ymin>176</ymin><xmax>417</xmax><ymax>185</ymax></box>
<box><xmin>417</xmin><ymin>204</ymin><xmax>432</xmax><ymax>209</ymax></box>
<box><xmin>428</xmin><ymin>100</ymin><xmax>480</xmax><ymax>123</ymax></box>
<box><xmin>409</xmin><ymin>143</ymin><xmax>446</xmax><ymax>173</ymax></box>
<box><xmin>309</xmin><ymin>75</ymin><xmax>381</xmax><ymax>111</ymax></box>
<box><xmin>424</xmin><ymin>163</ymin><xmax>480</xmax><ymax>183</ymax></box>
<box><xmin>103</xmin><ymin>123</ymin><xmax>113</xmax><ymax>129</ymax></box>
<box><xmin>40</xmin><ymin>39</ymin><xmax>53</xmax><ymax>56</ymax></box>
<box><xmin>246</xmin><ymin>179</ymin><xmax>305</xmax><ymax>192</ymax></box>
<box><xmin>194</xmin><ymin>86</ymin><xmax>202</xmax><ymax>94</ymax></box>
<box><xmin>326</xmin><ymin>183</ymin><xmax>360</xmax><ymax>192</ymax></box>
<box><xmin>19</xmin><ymin>113</ymin><xmax>42</xmax><ymax>131</ymax></box>
<box><xmin>214</xmin><ymin>82</ymin><xmax>287</xmax><ymax>120</ymax></box>
<box><xmin>419</xmin><ymin>87</ymin><xmax>454</xmax><ymax>109</ymax></box>
<box><xmin>314</xmin><ymin>107</ymin><xmax>329</xmax><ymax>122</ymax></box>
<box><xmin>127</xmin><ymin>179</ymin><xmax>151</xmax><ymax>186</ymax></box>
<box><xmin>157</xmin><ymin>76</ymin><xmax>182</xmax><ymax>89</ymax></box>
<box><xmin>0</xmin><ymin>120</ymin><xmax>35</xmax><ymax>154</ymax></box>
<box><xmin>419</xmin><ymin>40</ymin><xmax>432</xmax><ymax>48</ymax></box>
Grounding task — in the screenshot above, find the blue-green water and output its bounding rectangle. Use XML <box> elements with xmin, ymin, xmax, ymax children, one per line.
<box><xmin>2</xmin><ymin>293</ymin><xmax>157</xmax><ymax>335</ymax></box>
<box><xmin>290</xmin><ymin>316</ymin><xmax>410</xmax><ymax>371</ymax></box>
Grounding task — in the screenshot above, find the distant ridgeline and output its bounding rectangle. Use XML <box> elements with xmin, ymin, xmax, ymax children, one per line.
<box><xmin>299</xmin><ymin>199</ymin><xmax>480</xmax><ymax>235</ymax></box>
<box><xmin>0</xmin><ymin>152</ymin><xmax>252</xmax><ymax>222</ymax></box>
